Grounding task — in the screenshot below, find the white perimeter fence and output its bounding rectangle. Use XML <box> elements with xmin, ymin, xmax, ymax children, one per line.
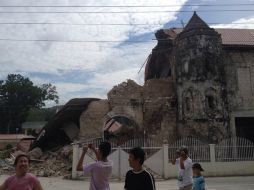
<box><xmin>72</xmin><ymin>137</ymin><xmax>254</xmax><ymax>179</ymax></box>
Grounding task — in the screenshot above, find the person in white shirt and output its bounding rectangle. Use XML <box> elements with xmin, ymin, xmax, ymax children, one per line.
<box><xmin>76</xmin><ymin>142</ymin><xmax>113</xmax><ymax>190</ymax></box>
<box><xmin>172</xmin><ymin>147</ymin><xmax>193</xmax><ymax>190</ymax></box>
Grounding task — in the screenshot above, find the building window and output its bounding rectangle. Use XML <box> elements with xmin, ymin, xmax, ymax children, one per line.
<box><xmin>184</xmin><ymin>61</ymin><xmax>189</xmax><ymax>73</ymax></box>
<box><xmin>237</xmin><ymin>68</ymin><xmax>252</xmax><ymax>97</ymax></box>
<box><xmin>185</xmin><ymin>97</ymin><xmax>191</xmax><ymax>112</ymax></box>
<box><xmin>206</xmin><ymin>95</ymin><xmax>215</xmax><ymax>109</ymax></box>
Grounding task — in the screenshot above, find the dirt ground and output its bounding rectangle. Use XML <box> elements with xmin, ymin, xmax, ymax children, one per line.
<box><xmin>0</xmin><ymin>175</ymin><xmax>254</xmax><ymax>190</ymax></box>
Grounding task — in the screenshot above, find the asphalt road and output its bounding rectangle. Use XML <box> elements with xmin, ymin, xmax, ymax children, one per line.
<box><xmin>0</xmin><ymin>175</ymin><xmax>253</xmax><ymax>190</ymax></box>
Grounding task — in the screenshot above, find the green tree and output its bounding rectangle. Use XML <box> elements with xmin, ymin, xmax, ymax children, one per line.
<box><xmin>26</xmin><ymin>107</ymin><xmax>57</xmax><ymax>121</ymax></box>
<box><xmin>0</xmin><ymin>74</ymin><xmax>59</xmax><ymax>133</ymax></box>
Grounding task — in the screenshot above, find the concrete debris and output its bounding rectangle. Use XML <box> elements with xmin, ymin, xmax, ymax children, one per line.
<box><xmin>28</xmin><ymin>147</ymin><xmax>43</xmax><ymax>160</ymax></box>
<box><xmin>29</xmin><ymin>145</ymin><xmax>73</xmax><ymax>177</ymax></box>
<box><xmin>12</xmin><ymin>150</ymin><xmax>26</xmax><ymax>158</ymax></box>
<box><xmin>0</xmin><ymin>159</ymin><xmax>14</xmax><ymax>173</ymax></box>
<box><xmin>0</xmin><ymin>145</ymin><xmax>73</xmax><ymax>178</ymax></box>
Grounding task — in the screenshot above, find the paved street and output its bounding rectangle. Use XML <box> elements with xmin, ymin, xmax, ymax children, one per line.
<box><xmin>1</xmin><ymin>175</ymin><xmax>253</xmax><ymax>190</ymax></box>
<box><xmin>153</xmin><ymin>176</ymin><xmax>254</xmax><ymax>190</ymax></box>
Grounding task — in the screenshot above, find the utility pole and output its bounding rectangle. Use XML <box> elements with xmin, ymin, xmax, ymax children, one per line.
<box><xmin>181</xmin><ymin>20</ymin><xmax>185</xmax><ymax>28</ymax></box>
<box><xmin>7</xmin><ymin>110</ymin><xmax>11</xmax><ymax>134</ymax></box>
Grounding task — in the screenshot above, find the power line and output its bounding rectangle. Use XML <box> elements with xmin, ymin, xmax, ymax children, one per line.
<box><xmin>0</xmin><ymin>10</ymin><xmax>253</xmax><ymax>14</ymax></box>
<box><xmin>0</xmin><ymin>22</ymin><xmax>162</xmax><ymax>26</ymax></box>
<box><xmin>0</xmin><ymin>38</ymin><xmax>252</xmax><ymax>43</ymax></box>
<box><xmin>0</xmin><ymin>22</ymin><xmax>253</xmax><ymax>26</ymax></box>
<box><xmin>0</xmin><ymin>4</ymin><xmax>253</xmax><ymax>7</ymax></box>
<box><xmin>0</xmin><ymin>38</ymin><xmax>156</xmax><ymax>43</ymax></box>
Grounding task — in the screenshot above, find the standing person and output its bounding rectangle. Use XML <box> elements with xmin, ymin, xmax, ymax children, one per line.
<box><xmin>172</xmin><ymin>147</ymin><xmax>193</xmax><ymax>190</ymax></box>
<box><xmin>171</xmin><ymin>149</ymin><xmax>181</xmax><ymax>165</ymax></box>
<box><xmin>124</xmin><ymin>147</ymin><xmax>156</xmax><ymax>190</ymax></box>
<box><xmin>76</xmin><ymin>141</ymin><xmax>113</xmax><ymax>190</ymax></box>
<box><xmin>192</xmin><ymin>163</ymin><xmax>205</xmax><ymax>190</ymax></box>
<box><xmin>0</xmin><ymin>154</ymin><xmax>43</xmax><ymax>190</ymax></box>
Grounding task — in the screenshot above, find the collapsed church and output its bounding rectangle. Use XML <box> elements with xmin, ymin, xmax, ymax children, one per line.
<box><xmin>33</xmin><ymin>12</ymin><xmax>254</xmax><ymax>150</ymax></box>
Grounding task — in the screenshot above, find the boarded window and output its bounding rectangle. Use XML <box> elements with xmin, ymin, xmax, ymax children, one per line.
<box><xmin>237</xmin><ymin>68</ymin><xmax>252</xmax><ymax>97</ymax></box>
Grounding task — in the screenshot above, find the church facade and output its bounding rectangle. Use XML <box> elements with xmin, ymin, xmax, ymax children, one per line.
<box><xmin>79</xmin><ymin>12</ymin><xmax>254</xmax><ymax>144</ymax></box>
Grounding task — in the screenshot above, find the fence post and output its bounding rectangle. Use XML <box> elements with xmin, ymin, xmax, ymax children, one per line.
<box><xmin>163</xmin><ymin>143</ymin><xmax>169</xmax><ymax>179</ymax></box>
<box><xmin>209</xmin><ymin>144</ymin><xmax>216</xmax><ymax>162</ymax></box>
<box><xmin>118</xmin><ymin>146</ymin><xmax>121</xmax><ymax>180</ymax></box>
<box><xmin>72</xmin><ymin>143</ymin><xmax>79</xmax><ymax>179</ymax></box>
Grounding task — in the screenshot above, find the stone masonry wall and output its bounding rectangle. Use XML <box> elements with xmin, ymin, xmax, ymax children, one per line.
<box><xmin>107</xmin><ymin>80</ymin><xmax>144</xmax><ymax>129</ymax></box>
<box><xmin>79</xmin><ymin>78</ymin><xmax>177</xmax><ymax>144</ymax></box>
<box><xmin>79</xmin><ymin>100</ymin><xmax>110</xmax><ymax>139</ymax></box>
<box><xmin>224</xmin><ymin>50</ymin><xmax>254</xmax><ymax>110</ymax></box>
<box><xmin>174</xmin><ymin>27</ymin><xmax>229</xmax><ymax>143</ymax></box>
<box><xmin>143</xmin><ymin>78</ymin><xmax>177</xmax><ymax>143</ymax></box>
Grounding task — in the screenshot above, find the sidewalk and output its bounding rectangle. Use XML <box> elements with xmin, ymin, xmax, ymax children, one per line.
<box><xmin>1</xmin><ymin>175</ymin><xmax>254</xmax><ymax>190</ymax></box>
<box><xmin>38</xmin><ymin>175</ymin><xmax>254</xmax><ymax>190</ymax></box>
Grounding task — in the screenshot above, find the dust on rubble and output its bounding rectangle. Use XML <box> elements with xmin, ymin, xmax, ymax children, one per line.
<box><xmin>0</xmin><ymin>145</ymin><xmax>73</xmax><ymax>178</ymax></box>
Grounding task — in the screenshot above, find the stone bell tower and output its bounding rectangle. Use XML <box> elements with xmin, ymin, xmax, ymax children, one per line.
<box><xmin>174</xmin><ymin>12</ymin><xmax>229</xmax><ymax>143</ymax></box>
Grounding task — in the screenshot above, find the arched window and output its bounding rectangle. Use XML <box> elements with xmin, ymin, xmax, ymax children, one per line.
<box><xmin>205</xmin><ymin>88</ymin><xmax>217</xmax><ymax>110</ymax></box>
<box><xmin>182</xmin><ymin>88</ymin><xmax>194</xmax><ymax>117</ymax></box>
<box><xmin>185</xmin><ymin>97</ymin><xmax>191</xmax><ymax>112</ymax></box>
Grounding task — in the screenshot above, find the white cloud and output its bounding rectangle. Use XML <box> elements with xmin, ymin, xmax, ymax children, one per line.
<box><xmin>87</xmin><ymin>68</ymin><xmax>143</xmax><ymax>90</ymax></box>
<box><xmin>201</xmin><ymin>0</ymin><xmax>217</xmax><ymax>2</ymax></box>
<box><xmin>47</xmin><ymin>82</ymin><xmax>96</xmax><ymax>105</ymax></box>
<box><xmin>4</xmin><ymin>0</ymin><xmax>254</xmax><ymax>108</ymax></box>
<box><xmin>211</xmin><ymin>16</ymin><xmax>254</xmax><ymax>29</ymax></box>
<box><xmin>0</xmin><ymin>0</ymin><xmax>188</xmax><ymax>106</ymax></box>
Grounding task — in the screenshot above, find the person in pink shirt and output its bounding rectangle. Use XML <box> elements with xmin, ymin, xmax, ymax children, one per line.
<box><xmin>76</xmin><ymin>142</ymin><xmax>113</xmax><ymax>190</ymax></box>
<box><xmin>0</xmin><ymin>154</ymin><xmax>43</xmax><ymax>190</ymax></box>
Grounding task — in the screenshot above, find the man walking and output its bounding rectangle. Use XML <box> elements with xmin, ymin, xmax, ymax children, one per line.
<box><xmin>172</xmin><ymin>146</ymin><xmax>193</xmax><ymax>190</ymax></box>
<box><xmin>124</xmin><ymin>147</ymin><xmax>156</xmax><ymax>190</ymax></box>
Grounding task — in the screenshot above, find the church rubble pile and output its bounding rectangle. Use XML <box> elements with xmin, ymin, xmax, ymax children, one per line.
<box><xmin>29</xmin><ymin>145</ymin><xmax>73</xmax><ymax>177</ymax></box>
<box><xmin>0</xmin><ymin>145</ymin><xmax>73</xmax><ymax>178</ymax></box>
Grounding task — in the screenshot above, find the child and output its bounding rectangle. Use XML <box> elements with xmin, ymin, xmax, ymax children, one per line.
<box><xmin>76</xmin><ymin>142</ymin><xmax>113</xmax><ymax>190</ymax></box>
<box><xmin>192</xmin><ymin>163</ymin><xmax>205</xmax><ymax>190</ymax></box>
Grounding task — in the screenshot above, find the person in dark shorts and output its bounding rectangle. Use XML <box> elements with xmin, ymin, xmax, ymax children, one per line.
<box><xmin>124</xmin><ymin>147</ymin><xmax>156</xmax><ymax>190</ymax></box>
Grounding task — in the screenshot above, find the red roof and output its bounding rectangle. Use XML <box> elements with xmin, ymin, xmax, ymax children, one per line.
<box><xmin>164</xmin><ymin>28</ymin><xmax>254</xmax><ymax>46</ymax></box>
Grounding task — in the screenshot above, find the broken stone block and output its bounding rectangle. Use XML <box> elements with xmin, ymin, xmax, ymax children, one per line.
<box><xmin>28</xmin><ymin>147</ymin><xmax>43</xmax><ymax>159</ymax></box>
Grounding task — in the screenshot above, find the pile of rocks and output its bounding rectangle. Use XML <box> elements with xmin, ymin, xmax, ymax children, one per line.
<box><xmin>29</xmin><ymin>145</ymin><xmax>73</xmax><ymax>177</ymax></box>
<box><xmin>0</xmin><ymin>158</ymin><xmax>14</xmax><ymax>174</ymax></box>
<box><xmin>0</xmin><ymin>145</ymin><xmax>73</xmax><ymax>178</ymax></box>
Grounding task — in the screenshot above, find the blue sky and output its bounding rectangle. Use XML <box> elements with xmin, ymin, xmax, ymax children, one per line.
<box><xmin>0</xmin><ymin>0</ymin><xmax>254</xmax><ymax>106</ymax></box>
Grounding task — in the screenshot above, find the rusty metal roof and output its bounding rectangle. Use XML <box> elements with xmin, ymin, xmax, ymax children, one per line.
<box><xmin>216</xmin><ymin>28</ymin><xmax>254</xmax><ymax>46</ymax></box>
<box><xmin>164</xmin><ymin>28</ymin><xmax>254</xmax><ymax>46</ymax></box>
